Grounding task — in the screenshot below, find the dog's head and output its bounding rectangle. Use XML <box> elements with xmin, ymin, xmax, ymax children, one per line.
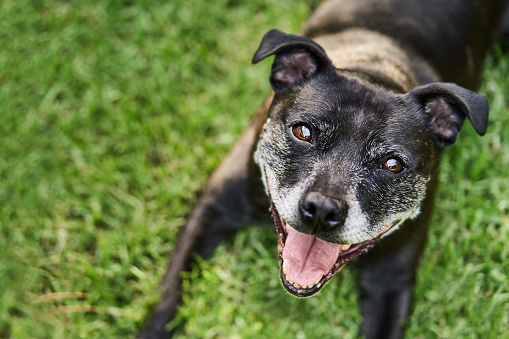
<box><xmin>252</xmin><ymin>30</ymin><xmax>489</xmax><ymax>296</ymax></box>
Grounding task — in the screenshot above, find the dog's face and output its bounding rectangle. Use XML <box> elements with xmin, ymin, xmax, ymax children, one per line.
<box><xmin>253</xmin><ymin>30</ymin><xmax>489</xmax><ymax>296</ymax></box>
<box><xmin>256</xmin><ymin>72</ymin><xmax>438</xmax><ymax>244</ymax></box>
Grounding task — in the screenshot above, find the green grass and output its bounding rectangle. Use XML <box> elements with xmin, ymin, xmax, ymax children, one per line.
<box><xmin>0</xmin><ymin>0</ymin><xmax>507</xmax><ymax>338</ymax></box>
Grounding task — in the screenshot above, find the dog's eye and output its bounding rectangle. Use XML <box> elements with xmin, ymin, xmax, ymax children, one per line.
<box><xmin>383</xmin><ymin>158</ymin><xmax>404</xmax><ymax>173</ymax></box>
<box><xmin>292</xmin><ymin>125</ymin><xmax>312</xmax><ymax>141</ymax></box>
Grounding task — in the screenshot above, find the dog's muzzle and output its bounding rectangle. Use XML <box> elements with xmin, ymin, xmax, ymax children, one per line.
<box><xmin>270</xmin><ymin>200</ymin><xmax>398</xmax><ymax>297</ymax></box>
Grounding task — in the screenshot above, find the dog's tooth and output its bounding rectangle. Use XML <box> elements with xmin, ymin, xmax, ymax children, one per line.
<box><xmin>313</xmin><ymin>276</ymin><xmax>323</xmax><ymax>286</ymax></box>
<box><xmin>340</xmin><ymin>244</ymin><xmax>351</xmax><ymax>251</ymax></box>
<box><xmin>283</xmin><ymin>264</ymin><xmax>321</xmax><ymax>290</ymax></box>
<box><xmin>285</xmin><ymin>274</ymin><xmax>298</xmax><ymax>288</ymax></box>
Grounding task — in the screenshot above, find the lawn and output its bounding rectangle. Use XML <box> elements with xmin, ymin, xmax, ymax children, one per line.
<box><xmin>0</xmin><ymin>0</ymin><xmax>507</xmax><ymax>338</ymax></box>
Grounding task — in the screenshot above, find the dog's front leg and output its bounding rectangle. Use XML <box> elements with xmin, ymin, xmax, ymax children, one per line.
<box><xmin>357</xmin><ymin>179</ymin><xmax>438</xmax><ymax>339</ymax></box>
<box><xmin>140</xmin><ymin>99</ymin><xmax>271</xmax><ymax>339</ymax></box>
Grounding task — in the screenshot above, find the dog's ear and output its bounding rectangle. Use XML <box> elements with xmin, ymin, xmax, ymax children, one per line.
<box><xmin>252</xmin><ymin>29</ymin><xmax>334</xmax><ymax>91</ymax></box>
<box><xmin>409</xmin><ymin>83</ymin><xmax>489</xmax><ymax>148</ymax></box>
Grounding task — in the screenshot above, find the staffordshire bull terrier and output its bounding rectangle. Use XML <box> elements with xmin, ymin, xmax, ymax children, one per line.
<box><xmin>141</xmin><ymin>0</ymin><xmax>508</xmax><ymax>338</ymax></box>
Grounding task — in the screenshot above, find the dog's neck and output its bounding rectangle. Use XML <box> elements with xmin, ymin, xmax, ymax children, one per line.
<box><xmin>313</xmin><ymin>28</ymin><xmax>440</xmax><ymax>92</ymax></box>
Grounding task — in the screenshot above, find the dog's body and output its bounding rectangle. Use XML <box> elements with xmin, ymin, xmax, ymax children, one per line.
<box><xmin>141</xmin><ymin>1</ymin><xmax>507</xmax><ymax>338</ymax></box>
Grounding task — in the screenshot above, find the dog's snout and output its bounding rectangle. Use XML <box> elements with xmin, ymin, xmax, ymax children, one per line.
<box><xmin>300</xmin><ymin>191</ymin><xmax>348</xmax><ymax>231</ymax></box>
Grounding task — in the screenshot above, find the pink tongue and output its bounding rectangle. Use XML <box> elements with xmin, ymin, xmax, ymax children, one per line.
<box><xmin>282</xmin><ymin>226</ymin><xmax>342</xmax><ymax>286</ymax></box>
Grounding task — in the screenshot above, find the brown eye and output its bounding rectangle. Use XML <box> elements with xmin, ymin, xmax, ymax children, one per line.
<box><xmin>292</xmin><ymin>125</ymin><xmax>312</xmax><ymax>141</ymax></box>
<box><xmin>383</xmin><ymin>158</ymin><xmax>404</xmax><ymax>173</ymax></box>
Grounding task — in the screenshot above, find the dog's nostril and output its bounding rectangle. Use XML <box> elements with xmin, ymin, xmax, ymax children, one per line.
<box><xmin>325</xmin><ymin>212</ymin><xmax>341</xmax><ymax>224</ymax></box>
<box><xmin>301</xmin><ymin>201</ymin><xmax>316</xmax><ymax>218</ymax></box>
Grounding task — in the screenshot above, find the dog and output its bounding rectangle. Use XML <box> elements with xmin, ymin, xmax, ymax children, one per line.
<box><xmin>141</xmin><ymin>0</ymin><xmax>508</xmax><ymax>338</ymax></box>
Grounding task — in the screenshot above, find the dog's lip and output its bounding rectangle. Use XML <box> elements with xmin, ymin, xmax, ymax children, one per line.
<box><xmin>269</xmin><ymin>200</ymin><xmax>397</xmax><ymax>297</ymax></box>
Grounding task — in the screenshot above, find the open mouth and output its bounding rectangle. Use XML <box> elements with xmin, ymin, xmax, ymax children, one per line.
<box><xmin>270</xmin><ymin>200</ymin><xmax>396</xmax><ymax>297</ymax></box>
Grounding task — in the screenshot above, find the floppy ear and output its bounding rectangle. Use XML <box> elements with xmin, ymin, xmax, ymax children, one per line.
<box><xmin>252</xmin><ymin>29</ymin><xmax>335</xmax><ymax>91</ymax></box>
<box><xmin>409</xmin><ymin>82</ymin><xmax>489</xmax><ymax>148</ymax></box>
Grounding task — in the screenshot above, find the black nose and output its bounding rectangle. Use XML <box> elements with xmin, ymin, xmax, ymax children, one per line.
<box><xmin>300</xmin><ymin>191</ymin><xmax>348</xmax><ymax>231</ymax></box>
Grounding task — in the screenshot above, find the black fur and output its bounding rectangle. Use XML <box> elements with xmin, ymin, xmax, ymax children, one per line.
<box><xmin>141</xmin><ymin>1</ymin><xmax>508</xmax><ymax>338</ymax></box>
